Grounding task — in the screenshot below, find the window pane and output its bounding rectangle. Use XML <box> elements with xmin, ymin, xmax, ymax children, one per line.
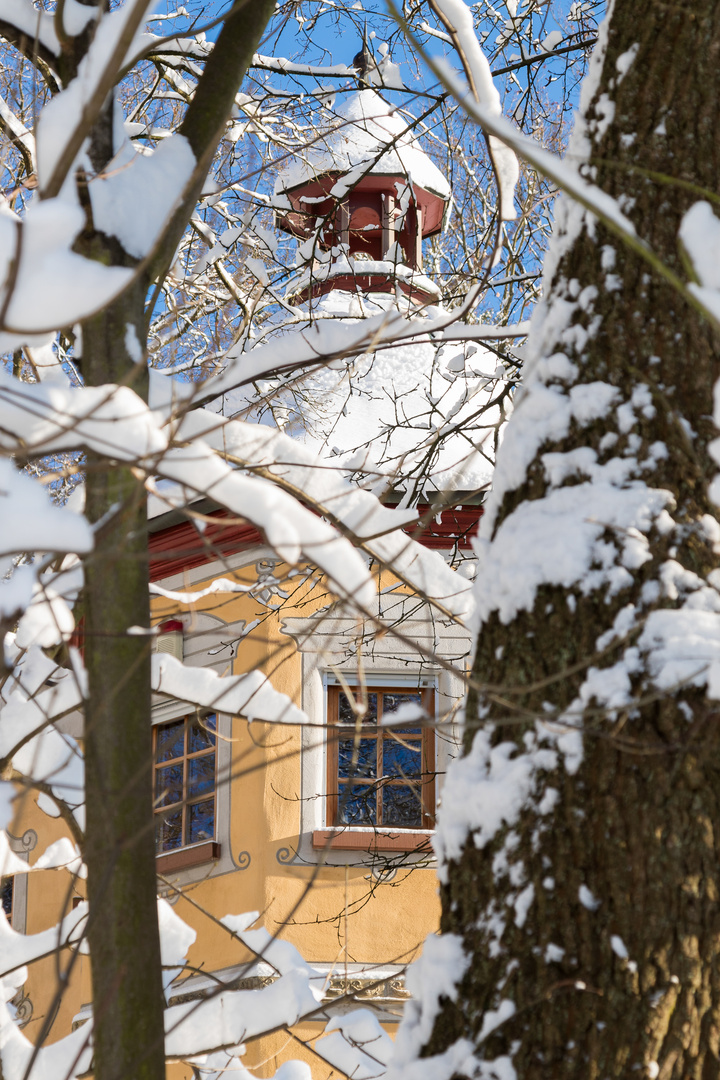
<box><xmin>156</xmin><ymin>720</ymin><xmax>184</xmax><ymax>763</ymax></box>
<box><xmin>382</xmin><ymin>693</ymin><xmax>421</xmax><ymax>722</ymax></box>
<box><xmin>189</xmin><ymin>714</ymin><xmax>216</xmax><ymax>753</ymax></box>
<box><xmin>338</xmin><ymin>692</ymin><xmax>377</xmax><ymax>725</ymax></box>
<box><xmin>1</xmin><ymin>877</ymin><xmax>13</xmax><ymax>921</ymax></box>
<box><xmin>156</xmin><ymin>807</ymin><xmax>183</xmax><ymax>851</ymax></box>
<box><xmin>156</xmin><ymin>763</ymin><xmax>183</xmax><ymax>806</ymax></box>
<box><xmin>338</xmin><ymin>783</ymin><xmax>376</xmax><ymax>825</ymax></box>
<box><xmin>364</xmin><ymin>693</ymin><xmax>378</xmax><ymax>723</ymax></box>
<box><xmin>338</xmin><ymin>693</ymin><xmax>354</xmax><ymax>725</ymax></box>
<box><xmin>384</xmin><ymin>736</ymin><xmax>422</xmax><ymax>778</ymax></box>
<box><xmin>339</xmin><ymin>737</ymin><xmax>377</xmax><ymax>778</ymax></box>
<box><xmin>188</xmin><ymin>799</ymin><xmax>215</xmax><ymax>844</ymax></box>
<box><xmin>188</xmin><ymin>754</ymin><xmax>215</xmax><ymax>799</ymax></box>
<box><xmin>382</xmin><ymin>785</ymin><xmax>422</xmax><ymax>828</ymax></box>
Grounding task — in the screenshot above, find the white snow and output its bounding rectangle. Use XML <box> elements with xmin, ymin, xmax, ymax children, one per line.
<box><xmin>0</xmin><ymin>991</ymin><xmax>93</xmax><ymax>1080</ymax></box>
<box><xmin>152</xmin><ymin>654</ymin><xmax>308</xmax><ymax>725</ymax></box>
<box><xmin>474</xmin><ymin>481</ymin><xmax>670</xmax><ymax>625</ymax></box>
<box><xmin>32</xmin><ymin>838</ymin><xmax>86</xmax><ymax>878</ymax></box>
<box><xmin>0</xmin><ymin>901</ymin><xmax>88</xmax><ymax>977</ymax></box>
<box><xmin>0</xmin><ymin>200</ymin><xmax>133</xmax><ymax>335</ymax></box>
<box><xmin>316</xmin><ymin>1010</ymin><xmax>394</xmax><ymax>1079</ymax></box>
<box><xmin>615</xmin><ymin>44</ymin><xmax>639</xmax><ymax>82</ymax></box>
<box><xmin>0</xmin><ymin>657</ymin><xmax>85</xmax><ymax>821</ymax></box>
<box><xmin>513</xmin><ymin>884</ymin><xmax>534</xmax><ymax>928</ymax></box>
<box><xmin>61</xmin><ymin>0</ymin><xmax>97</xmax><ymax>35</ymax></box>
<box><xmin>433</xmin><ymin>727</ymin><xmax>557</xmax><ymax>871</ymax></box>
<box><xmin>0</xmin><ymin>370</ymin><xmax>390</xmax><ymax>614</ymax></box>
<box><xmin>287</xmin><ymin>258</ymin><xmax>442</xmax><ymax>302</ymax></box>
<box><xmin>155</xmin><ymin>441</ymin><xmax>378</xmax><ymax>610</ymax></box>
<box><xmin>639</xmin><ymin>608</ymin><xmax>720</xmax><ymax>695</ymax></box>
<box><xmin>386</xmin><ymin>1038</ymin><xmax>479</xmax><ymax>1080</ymax></box>
<box><xmin>90</xmin><ymin>134</ymin><xmax>196</xmax><ymax>258</ymax></box>
<box><xmin>0</xmin><ymin>369</ymin><xmax>166</xmax><ymax>459</ymax></box>
<box><xmin>214</xmin><ymin>294</ymin><xmax>503</xmax><ymax>508</ymax></box>
<box><xmin>221</xmin><ymin>914</ymin><xmax>322</xmax><ymax>988</ymax></box>
<box><xmin>276</xmin><ymin>89</ymin><xmax>450</xmax><ymax>201</ymax></box>
<box><xmin>159</xmin><ymin>898</ymin><xmax>197</xmax><ymax>994</ymax></box>
<box><xmin>578</xmin><ymin>885</ymin><xmax>600</xmax><ymax>911</ymax></box>
<box><xmin>35</xmin><ymin>0</ymin><xmax>156</xmax><ymax>185</ymax></box>
<box><xmin>150</xmin><ymin>411</ymin><xmax>473</xmax><ymax>621</ymax></box>
<box><xmin>0</xmin><ymin>834</ymin><xmax>29</xmax><ymax>877</ymax></box>
<box><xmin>541</xmin><ymin>31</ymin><xmax>563</xmax><ymax>53</ymax></box>
<box><xmin>0</xmin><ymin>458</ymin><xmax>92</xmax><ymax>557</ymax></box>
<box><xmin>0</xmin><ymin>92</ymin><xmax>34</xmax><ymax>171</ymax></box>
<box><xmin>0</xmin><ymin>0</ymin><xmax>59</xmax><ymax>55</ymax></box>
<box><xmin>165</xmin><ymin>970</ymin><xmax>321</xmax><ymax>1058</ymax></box>
<box><xmin>680</xmin><ymin>202</ymin><xmax>720</xmax><ymax>293</ymax></box>
<box><xmin>150</xmin><ymin>578</ymin><xmax>257</xmax><ymax>604</ymax></box>
<box><xmin>431</xmin><ymin>0</ymin><xmax>518</xmax><ymax>220</ymax></box>
<box><xmin>478</xmin><ymin>998</ymin><xmax>516</xmax><ymax>1043</ymax></box>
<box><xmin>433</xmin><ymin>57</ymin><xmax>635</xmax><ymax>244</ymax></box>
<box><xmin>391</xmin><ymin>933</ymin><xmax>469</xmax><ymax>1071</ymax></box>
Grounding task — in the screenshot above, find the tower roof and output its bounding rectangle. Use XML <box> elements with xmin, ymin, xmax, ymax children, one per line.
<box><xmin>275</xmin><ymin>89</ymin><xmax>451</xmax><ymax>202</ymax></box>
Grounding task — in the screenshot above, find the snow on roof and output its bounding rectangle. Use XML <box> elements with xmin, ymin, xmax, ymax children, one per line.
<box><xmin>286</xmin><ymin>256</ymin><xmax>442</xmax><ymax>302</ymax></box>
<box><xmin>275</xmin><ymin>89</ymin><xmax>451</xmax><ymax>202</ymax></box>
<box><xmin>221</xmin><ymin>290</ymin><xmax>504</xmax><ymax>496</ymax></box>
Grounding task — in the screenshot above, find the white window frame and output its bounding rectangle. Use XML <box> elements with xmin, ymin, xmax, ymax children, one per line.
<box><xmin>282</xmin><ymin>594</ymin><xmax>469</xmax><ymax>866</ymax></box>
<box><xmin>3</xmin><ymin>827</ymin><xmax>37</xmax><ymax>933</ymax></box>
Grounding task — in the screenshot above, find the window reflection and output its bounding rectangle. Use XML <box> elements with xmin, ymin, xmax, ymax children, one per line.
<box><xmin>330</xmin><ymin>688</ymin><xmax>434</xmax><ymax>830</ymax></box>
<box><xmin>153</xmin><ymin>714</ymin><xmax>217</xmax><ymax>853</ymax></box>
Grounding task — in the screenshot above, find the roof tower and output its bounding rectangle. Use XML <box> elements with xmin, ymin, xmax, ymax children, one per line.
<box><xmin>274</xmin><ymin>76</ymin><xmax>451</xmax><ymax>305</ymax></box>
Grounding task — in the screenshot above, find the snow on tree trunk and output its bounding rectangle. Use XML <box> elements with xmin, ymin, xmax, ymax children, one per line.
<box><xmin>407</xmin><ymin>2</ymin><xmax>720</xmax><ymax>1078</ymax></box>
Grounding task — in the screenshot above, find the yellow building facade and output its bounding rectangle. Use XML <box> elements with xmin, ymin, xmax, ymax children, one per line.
<box><xmin>5</xmin><ymin>502</ymin><xmax>476</xmax><ymax>1075</ymax></box>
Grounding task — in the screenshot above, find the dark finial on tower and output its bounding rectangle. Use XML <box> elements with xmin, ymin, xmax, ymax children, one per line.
<box><xmin>352</xmin><ymin>23</ymin><xmax>373</xmax><ymax>86</ymax></box>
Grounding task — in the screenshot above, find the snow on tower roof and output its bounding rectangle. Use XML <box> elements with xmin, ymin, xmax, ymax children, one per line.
<box><xmin>275</xmin><ymin>89</ymin><xmax>451</xmax><ymax>202</ymax></box>
<box><xmin>219</xmin><ymin>291</ymin><xmax>504</xmax><ymax>496</ymax></box>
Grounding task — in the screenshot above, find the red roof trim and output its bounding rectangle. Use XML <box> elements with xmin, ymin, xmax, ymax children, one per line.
<box><xmin>148</xmin><ymin>505</ymin><xmax>482</xmax><ymax>582</ymax></box>
<box><xmin>404</xmin><ymin>506</ymin><xmax>483</xmax><ymax>551</ymax></box>
<box><xmin>149</xmin><ymin>511</ymin><xmax>263</xmax><ymax>581</ymax></box>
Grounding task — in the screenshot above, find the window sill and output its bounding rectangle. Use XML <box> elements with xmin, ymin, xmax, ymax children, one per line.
<box><xmin>312</xmin><ymin>829</ymin><xmax>433</xmax><ymax>853</ymax></box>
<box><xmin>156</xmin><ymin>840</ymin><xmax>221</xmax><ymax>874</ymax></box>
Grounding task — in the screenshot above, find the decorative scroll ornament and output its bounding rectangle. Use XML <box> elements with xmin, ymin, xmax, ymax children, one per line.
<box><xmin>11</xmin><ymin>987</ymin><xmax>33</xmax><ymax>1027</ymax></box>
<box><xmin>7</xmin><ymin>828</ymin><xmax>38</xmax><ymax>853</ymax></box>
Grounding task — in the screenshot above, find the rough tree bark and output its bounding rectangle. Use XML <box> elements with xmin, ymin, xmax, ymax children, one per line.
<box><xmin>423</xmin><ymin>1</ymin><xmax>720</xmax><ymax>1078</ymax></box>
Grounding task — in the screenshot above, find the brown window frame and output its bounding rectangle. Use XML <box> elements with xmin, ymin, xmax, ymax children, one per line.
<box><xmin>152</xmin><ymin>712</ymin><xmax>219</xmax><ymax>872</ymax></box>
<box><xmin>325</xmin><ymin>685</ymin><xmax>436</xmax><ymax>832</ymax></box>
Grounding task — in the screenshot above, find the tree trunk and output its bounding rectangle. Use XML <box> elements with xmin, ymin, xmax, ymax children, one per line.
<box><xmin>422</xmin><ymin>1</ymin><xmax>720</xmax><ymax>1077</ymax></box>
<box><xmin>75</xmin><ymin>5</ymin><xmax>276</xmax><ymax>1074</ymax></box>
<box><xmin>82</xmin><ymin>269</ymin><xmax>165</xmax><ymax>1080</ymax></box>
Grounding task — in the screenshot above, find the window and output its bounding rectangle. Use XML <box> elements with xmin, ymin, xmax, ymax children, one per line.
<box><xmin>153</xmin><ymin>713</ymin><xmax>219</xmax><ymax>872</ymax></box>
<box><xmin>326</xmin><ymin>686</ymin><xmax>435</xmax><ymax>832</ymax></box>
<box><xmin>1</xmin><ymin>876</ymin><xmax>13</xmax><ymax>924</ymax></box>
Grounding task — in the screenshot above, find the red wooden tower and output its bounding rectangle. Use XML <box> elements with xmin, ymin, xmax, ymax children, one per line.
<box><xmin>274</xmin><ymin>88</ymin><xmax>451</xmax><ymax>305</ymax></box>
